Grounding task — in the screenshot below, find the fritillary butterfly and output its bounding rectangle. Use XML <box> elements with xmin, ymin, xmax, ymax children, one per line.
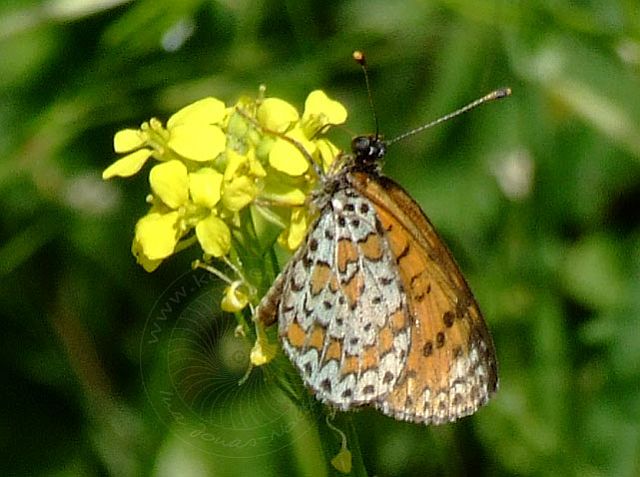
<box><xmin>257</xmin><ymin>56</ymin><xmax>506</xmax><ymax>424</ymax></box>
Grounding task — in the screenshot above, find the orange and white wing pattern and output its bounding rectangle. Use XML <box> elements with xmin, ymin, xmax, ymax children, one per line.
<box><xmin>351</xmin><ymin>172</ymin><xmax>498</xmax><ymax>424</ymax></box>
<box><xmin>258</xmin><ymin>187</ymin><xmax>414</xmax><ymax>409</ymax></box>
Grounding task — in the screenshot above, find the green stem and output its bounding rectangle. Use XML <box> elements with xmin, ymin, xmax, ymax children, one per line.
<box><xmin>268</xmin><ymin>358</ymin><xmax>368</xmax><ymax>475</ymax></box>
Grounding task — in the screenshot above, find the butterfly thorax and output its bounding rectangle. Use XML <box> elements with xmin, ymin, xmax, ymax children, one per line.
<box><xmin>311</xmin><ymin>135</ymin><xmax>386</xmax><ymax>211</ymax></box>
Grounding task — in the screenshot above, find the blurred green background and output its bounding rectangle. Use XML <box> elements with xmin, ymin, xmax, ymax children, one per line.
<box><xmin>2</xmin><ymin>0</ymin><xmax>640</xmax><ymax>476</ymax></box>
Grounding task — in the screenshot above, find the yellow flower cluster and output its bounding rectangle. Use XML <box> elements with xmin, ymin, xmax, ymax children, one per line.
<box><xmin>102</xmin><ymin>89</ymin><xmax>347</xmax><ymax>287</ymax></box>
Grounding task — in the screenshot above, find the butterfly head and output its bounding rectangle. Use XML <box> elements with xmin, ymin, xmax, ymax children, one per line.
<box><xmin>350</xmin><ymin>134</ymin><xmax>387</xmax><ymax>173</ymax></box>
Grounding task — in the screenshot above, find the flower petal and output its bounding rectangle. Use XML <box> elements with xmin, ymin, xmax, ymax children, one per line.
<box><xmin>189</xmin><ymin>168</ymin><xmax>224</xmax><ymax>208</ymax></box>
<box><xmin>223</xmin><ymin>176</ymin><xmax>257</xmax><ymax>212</ymax></box>
<box><xmin>114</xmin><ymin>129</ymin><xmax>146</xmax><ymax>153</ymax></box>
<box><xmin>149</xmin><ymin>160</ymin><xmax>189</xmax><ymax>208</ymax></box>
<box><xmin>168</xmin><ymin>124</ymin><xmax>226</xmax><ymax>161</ymax></box>
<box><xmin>102</xmin><ymin>149</ymin><xmax>152</xmax><ymax>179</ymax></box>
<box><xmin>303</xmin><ymin>90</ymin><xmax>348</xmax><ymax>125</ymax></box>
<box><xmin>131</xmin><ymin>239</ymin><xmax>163</xmax><ymax>272</ymax></box>
<box><xmin>257</xmin><ymin>98</ymin><xmax>299</xmax><ymax>132</ymax></box>
<box><xmin>134</xmin><ymin>211</ymin><xmax>181</xmax><ymax>260</ymax></box>
<box><xmin>167</xmin><ymin>97</ymin><xmax>226</xmax><ymax>128</ymax></box>
<box><xmin>269</xmin><ymin>138</ymin><xmax>312</xmax><ymax>176</ymax></box>
<box><xmin>278</xmin><ymin>207</ymin><xmax>309</xmax><ymax>251</ymax></box>
<box><xmin>195</xmin><ymin>215</ymin><xmax>231</xmax><ymax>257</ymax></box>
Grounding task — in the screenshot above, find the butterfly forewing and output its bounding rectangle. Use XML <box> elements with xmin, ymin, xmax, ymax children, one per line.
<box><xmin>350</xmin><ymin>173</ymin><xmax>498</xmax><ymax>423</ymax></box>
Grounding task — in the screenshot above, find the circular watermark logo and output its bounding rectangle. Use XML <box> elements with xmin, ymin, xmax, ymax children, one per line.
<box><xmin>140</xmin><ymin>269</ymin><xmax>311</xmax><ymax>458</ymax></box>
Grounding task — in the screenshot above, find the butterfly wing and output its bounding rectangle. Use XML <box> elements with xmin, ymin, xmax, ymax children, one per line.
<box><xmin>257</xmin><ymin>187</ymin><xmax>413</xmax><ymax>409</ymax></box>
<box><xmin>351</xmin><ymin>172</ymin><xmax>498</xmax><ymax>424</ymax></box>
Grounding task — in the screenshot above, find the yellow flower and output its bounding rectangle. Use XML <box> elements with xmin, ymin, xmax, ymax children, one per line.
<box><xmin>103</xmin><ymin>127</ymin><xmax>153</xmax><ymax>179</ymax></box>
<box><xmin>221</xmin><ymin>281</ymin><xmax>250</xmax><ymax>312</ymax></box>
<box><xmin>250</xmin><ymin>322</ymin><xmax>277</xmax><ymax>366</ymax></box>
<box><xmin>103</xmin><ymin>120</ymin><xmax>167</xmax><ymax>179</ymax></box>
<box><xmin>103</xmin><ymin>89</ymin><xmax>348</xmax><ymax>321</ymax></box>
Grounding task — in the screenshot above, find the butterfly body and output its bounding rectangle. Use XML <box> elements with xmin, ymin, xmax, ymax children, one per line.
<box><xmin>258</xmin><ymin>135</ymin><xmax>497</xmax><ymax>425</ymax></box>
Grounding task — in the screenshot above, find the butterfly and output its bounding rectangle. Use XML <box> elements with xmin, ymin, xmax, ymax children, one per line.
<box><xmin>257</xmin><ymin>62</ymin><xmax>506</xmax><ymax>424</ymax></box>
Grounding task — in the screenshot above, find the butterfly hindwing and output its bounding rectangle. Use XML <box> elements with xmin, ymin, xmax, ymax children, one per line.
<box><xmin>270</xmin><ymin>187</ymin><xmax>412</xmax><ymax>409</ymax></box>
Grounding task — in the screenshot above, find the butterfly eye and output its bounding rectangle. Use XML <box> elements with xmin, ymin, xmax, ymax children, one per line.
<box><xmin>351</xmin><ymin>136</ymin><xmax>371</xmax><ymax>155</ymax></box>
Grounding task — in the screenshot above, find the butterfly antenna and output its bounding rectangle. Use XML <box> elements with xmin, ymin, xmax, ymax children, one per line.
<box><xmin>386</xmin><ymin>88</ymin><xmax>512</xmax><ymax>147</ymax></box>
<box><xmin>353</xmin><ymin>50</ymin><xmax>380</xmax><ymax>139</ymax></box>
